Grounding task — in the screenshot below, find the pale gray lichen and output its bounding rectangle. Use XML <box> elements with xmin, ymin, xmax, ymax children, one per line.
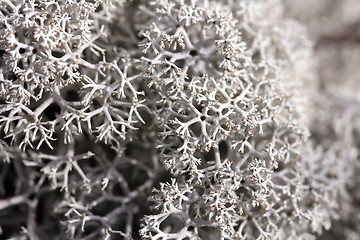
<box><xmin>0</xmin><ymin>0</ymin><xmax>358</xmax><ymax>240</ymax></box>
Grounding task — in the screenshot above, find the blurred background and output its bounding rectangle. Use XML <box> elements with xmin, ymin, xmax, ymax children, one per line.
<box><xmin>285</xmin><ymin>0</ymin><xmax>360</xmax><ymax>98</ymax></box>
<box><xmin>285</xmin><ymin>1</ymin><xmax>360</xmax><ymax>239</ymax></box>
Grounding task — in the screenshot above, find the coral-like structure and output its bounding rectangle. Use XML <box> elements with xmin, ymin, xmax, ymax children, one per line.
<box><xmin>0</xmin><ymin>0</ymin><xmax>358</xmax><ymax>239</ymax></box>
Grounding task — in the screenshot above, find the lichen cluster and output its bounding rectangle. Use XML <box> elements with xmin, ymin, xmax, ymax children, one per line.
<box><xmin>0</xmin><ymin>0</ymin><xmax>358</xmax><ymax>239</ymax></box>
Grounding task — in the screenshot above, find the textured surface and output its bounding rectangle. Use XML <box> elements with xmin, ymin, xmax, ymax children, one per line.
<box><xmin>0</xmin><ymin>0</ymin><xmax>359</xmax><ymax>239</ymax></box>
